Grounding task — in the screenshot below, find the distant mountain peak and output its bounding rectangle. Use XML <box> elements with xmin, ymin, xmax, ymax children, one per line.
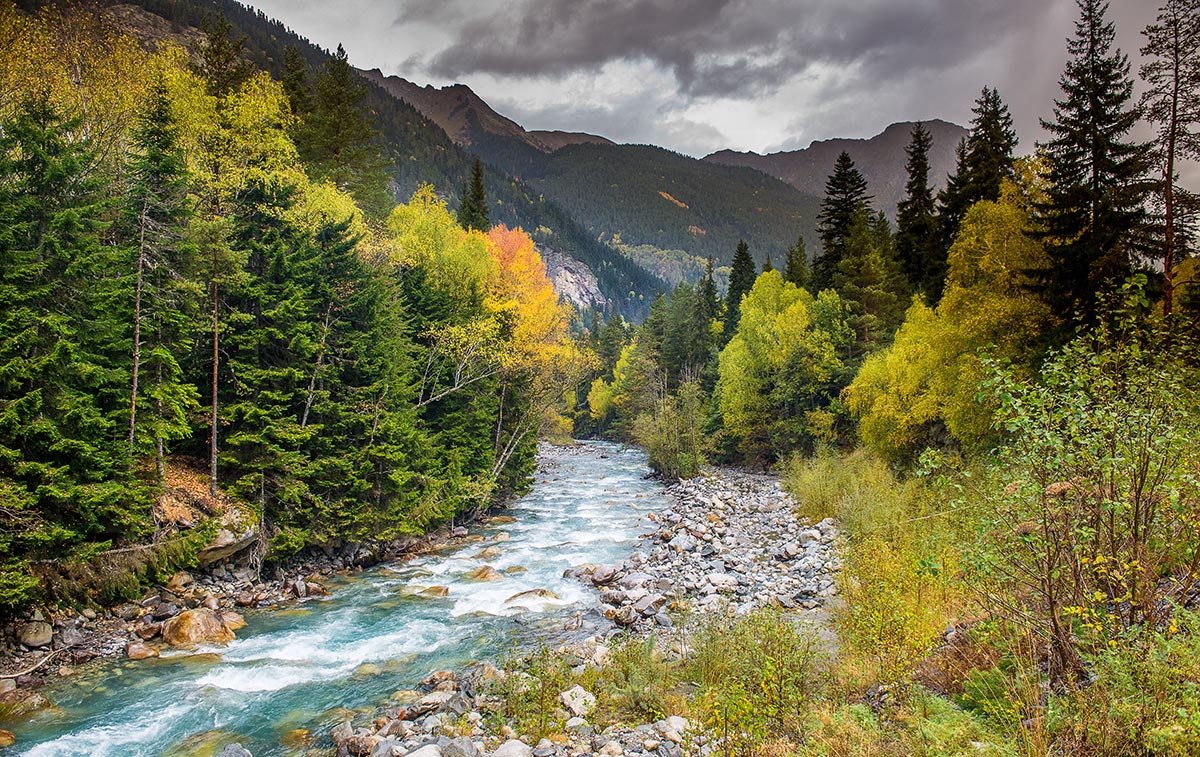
<box><xmin>358</xmin><ymin>69</ymin><xmax>612</xmax><ymax>153</ymax></box>
<box><xmin>704</xmin><ymin>119</ymin><xmax>968</xmax><ymax>216</ymax></box>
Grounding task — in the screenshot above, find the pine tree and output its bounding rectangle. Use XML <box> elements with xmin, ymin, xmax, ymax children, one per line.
<box><xmin>457</xmin><ymin>157</ymin><xmax>491</xmax><ymax>231</ymax></box>
<box><xmin>762</xmin><ymin>253</ymin><xmax>774</xmax><ymax>273</ymax></box>
<box><xmin>300</xmin><ymin>44</ymin><xmax>392</xmax><ymax>216</ymax></box>
<box><xmin>195</xmin><ymin>14</ymin><xmax>255</xmax><ymax>98</ymax></box>
<box><xmin>815</xmin><ymin>152</ymin><xmax>871</xmax><ymax>291</ymax></box>
<box><xmin>783</xmin><ymin>235</ymin><xmax>810</xmax><ymax>290</ymax></box>
<box><xmin>0</xmin><ymin>96</ymin><xmax>143</xmax><ymax>570</ymax></box>
<box><xmin>895</xmin><ymin>123</ymin><xmax>938</xmax><ymax>295</ymax></box>
<box><xmin>722</xmin><ymin>240</ymin><xmax>756</xmax><ymax>342</ymax></box>
<box><xmin>935</xmin><ymin>88</ymin><xmax>1018</xmax><ymax>286</ymax></box>
<box><xmin>833</xmin><ymin>208</ymin><xmax>906</xmax><ymax>361</ymax></box>
<box><xmin>1033</xmin><ymin>0</ymin><xmax>1152</xmax><ymax>324</ymax></box>
<box><xmin>123</xmin><ymin>76</ymin><xmax>201</xmax><ymax>474</ymax></box>
<box><xmin>281</xmin><ymin>45</ymin><xmax>310</xmax><ymax>117</ymax></box>
<box><xmin>1140</xmin><ymin>0</ymin><xmax>1200</xmax><ymax>317</ymax></box>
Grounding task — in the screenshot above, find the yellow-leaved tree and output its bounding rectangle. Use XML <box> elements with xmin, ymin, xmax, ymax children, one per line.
<box><xmin>845</xmin><ymin>162</ymin><xmax>1055</xmax><ymax>461</ymax></box>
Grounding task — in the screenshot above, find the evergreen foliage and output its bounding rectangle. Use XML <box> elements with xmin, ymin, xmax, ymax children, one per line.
<box><xmin>457</xmin><ymin>157</ymin><xmax>491</xmax><ymax>231</ymax></box>
<box><xmin>722</xmin><ymin>240</ymin><xmax>757</xmax><ymax>343</ymax></box>
<box><xmin>1032</xmin><ymin>0</ymin><xmax>1152</xmax><ymax>325</ymax></box>
<box><xmin>814</xmin><ymin>152</ymin><xmax>871</xmax><ymax>291</ymax></box>
<box><xmin>783</xmin><ymin>235</ymin><xmax>810</xmax><ymax>291</ymax></box>
<box><xmin>895</xmin><ymin>123</ymin><xmax>938</xmax><ymax>296</ymax></box>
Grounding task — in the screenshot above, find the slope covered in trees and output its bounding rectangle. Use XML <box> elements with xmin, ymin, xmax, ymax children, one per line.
<box><xmin>95</xmin><ymin>0</ymin><xmax>661</xmax><ymax>319</ymax></box>
<box><xmin>0</xmin><ymin>3</ymin><xmax>591</xmax><ymax>610</ymax></box>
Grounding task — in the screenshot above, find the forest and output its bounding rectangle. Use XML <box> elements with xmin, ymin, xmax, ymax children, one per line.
<box><xmin>0</xmin><ymin>3</ymin><xmax>592</xmax><ymax>610</ymax></box>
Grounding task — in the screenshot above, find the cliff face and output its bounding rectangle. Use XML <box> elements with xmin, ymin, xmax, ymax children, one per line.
<box><xmin>539</xmin><ymin>246</ymin><xmax>607</xmax><ymax>312</ymax></box>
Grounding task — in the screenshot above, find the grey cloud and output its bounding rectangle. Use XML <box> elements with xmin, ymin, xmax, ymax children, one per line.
<box><xmin>410</xmin><ymin>0</ymin><xmax>1061</xmax><ymax>99</ymax></box>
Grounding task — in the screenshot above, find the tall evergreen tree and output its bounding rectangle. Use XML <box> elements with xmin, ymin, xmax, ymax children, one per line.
<box><xmin>194</xmin><ymin>14</ymin><xmax>255</xmax><ymax>98</ymax></box>
<box><xmin>1032</xmin><ymin>0</ymin><xmax>1152</xmax><ymax>324</ymax></box>
<box><xmin>814</xmin><ymin>152</ymin><xmax>871</xmax><ymax>291</ymax></box>
<box><xmin>935</xmin><ymin>88</ymin><xmax>1018</xmax><ymax>288</ymax></box>
<box><xmin>761</xmin><ymin>253</ymin><xmax>774</xmax><ymax>273</ymax></box>
<box><xmin>783</xmin><ymin>235</ymin><xmax>810</xmax><ymax>290</ymax></box>
<box><xmin>895</xmin><ymin>123</ymin><xmax>938</xmax><ymax>295</ymax></box>
<box><xmin>722</xmin><ymin>240</ymin><xmax>756</xmax><ymax>342</ymax></box>
<box><xmin>123</xmin><ymin>77</ymin><xmax>200</xmax><ymax>474</ymax></box>
<box><xmin>1140</xmin><ymin>0</ymin><xmax>1200</xmax><ymax>317</ymax></box>
<box><xmin>457</xmin><ymin>157</ymin><xmax>491</xmax><ymax>231</ymax></box>
<box><xmin>0</xmin><ymin>97</ymin><xmax>142</xmax><ymax>574</ymax></box>
<box><xmin>281</xmin><ymin>45</ymin><xmax>310</xmax><ymax>117</ymax></box>
<box><xmin>833</xmin><ymin>208</ymin><xmax>906</xmax><ymax>361</ymax></box>
<box><xmin>300</xmin><ymin>44</ymin><xmax>391</xmax><ymax>216</ymax></box>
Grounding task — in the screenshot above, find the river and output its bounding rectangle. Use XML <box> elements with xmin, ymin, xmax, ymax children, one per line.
<box><xmin>9</xmin><ymin>442</ymin><xmax>663</xmax><ymax>756</ymax></box>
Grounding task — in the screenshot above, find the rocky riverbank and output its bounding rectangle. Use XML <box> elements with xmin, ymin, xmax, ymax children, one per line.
<box><xmin>575</xmin><ymin>467</ymin><xmax>841</xmax><ymax>630</ymax></box>
<box><xmin>332</xmin><ymin>466</ymin><xmax>842</xmax><ymax>757</ymax></box>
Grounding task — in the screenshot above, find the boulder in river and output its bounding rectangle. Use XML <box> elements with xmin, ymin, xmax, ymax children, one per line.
<box><xmin>125</xmin><ymin>640</ymin><xmax>159</xmax><ymax>660</ymax></box>
<box><xmin>464</xmin><ymin>565</ymin><xmax>504</xmax><ymax>581</ymax></box>
<box><xmin>161</xmin><ymin>608</ymin><xmax>236</xmax><ymax>647</ymax></box>
<box><xmin>505</xmin><ymin>588</ymin><xmax>559</xmax><ymax>603</ymax></box>
<box><xmin>0</xmin><ymin>730</ymin><xmax>13</xmax><ymax>748</ymax></box>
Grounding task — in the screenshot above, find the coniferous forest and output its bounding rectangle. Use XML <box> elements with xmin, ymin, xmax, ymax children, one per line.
<box><xmin>2</xmin><ymin>0</ymin><xmax>1200</xmax><ymax>755</ymax></box>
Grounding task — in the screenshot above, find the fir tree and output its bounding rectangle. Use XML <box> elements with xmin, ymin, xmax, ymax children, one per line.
<box><xmin>281</xmin><ymin>45</ymin><xmax>311</xmax><ymax>117</ymax></box>
<box><xmin>895</xmin><ymin>123</ymin><xmax>938</xmax><ymax>295</ymax></box>
<box><xmin>723</xmin><ymin>240</ymin><xmax>756</xmax><ymax>342</ymax></box>
<box><xmin>457</xmin><ymin>157</ymin><xmax>491</xmax><ymax>231</ymax></box>
<box><xmin>1032</xmin><ymin>0</ymin><xmax>1152</xmax><ymax>324</ymax></box>
<box><xmin>783</xmin><ymin>235</ymin><xmax>810</xmax><ymax>290</ymax></box>
<box><xmin>762</xmin><ymin>253</ymin><xmax>774</xmax><ymax>273</ymax></box>
<box><xmin>833</xmin><ymin>208</ymin><xmax>906</xmax><ymax>361</ymax></box>
<box><xmin>300</xmin><ymin>44</ymin><xmax>391</xmax><ymax>216</ymax></box>
<box><xmin>935</xmin><ymin>88</ymin><xmax>1018</xmax><ymax>285</ymax></box>
<box><xmin>195</xmin><ymin>14</ymin><xmax>255</xmax><ymax>98</ymax></box>
<box><xmin>0</xmin><ymin>97</ymin><xmax>142</xmax><ymax>571</ymax></box>
<box><xmin>815</xmin><ymin>152</ymin><xmax>871</xmax><ymax>291</ymax></box>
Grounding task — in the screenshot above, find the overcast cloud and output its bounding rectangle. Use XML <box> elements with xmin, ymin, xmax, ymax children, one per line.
<box><xmin>250</xmin><ymin>0</ymin><xmax>1167</xmax><ymax>163</ymax></box>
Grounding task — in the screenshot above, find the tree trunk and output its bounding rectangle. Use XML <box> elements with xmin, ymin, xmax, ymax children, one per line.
<box><xmin>128</xmin><ymin>202</ymin><xmax>148</xmax><ymax>458</ymax></box>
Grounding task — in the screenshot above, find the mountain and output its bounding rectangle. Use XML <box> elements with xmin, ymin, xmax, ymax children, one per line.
<box><xmin>363</xmin><ymin>70</ymin><xmax>820</xmax><ymax>269</ymax></box>
<box><xmin>704</xmin><ymin>120</ymin><xmax>968</xmax><ymax>217</ymax></box>
<box><xmin>101</xmin><ymin>0</ymin><xmax>661</xmax><ymax>319</ymax></box>
<box><xmin>360</xmin><ymin>71</ymin><xmax>613</xmax><ymax>154</ymax></box>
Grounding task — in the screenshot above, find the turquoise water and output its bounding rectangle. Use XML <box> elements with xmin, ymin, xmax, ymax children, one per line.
<box><xmin>7</xmin><ymin>442</ymin><xmax>662</xmax><ymax>756</ymax></box>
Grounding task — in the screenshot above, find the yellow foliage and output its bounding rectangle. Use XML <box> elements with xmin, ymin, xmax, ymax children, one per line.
<box><xmin>386</xmin><ymin>185</ymin><xmax>497</xmax><ymax>302</ymax></box>
<box><xmin>845</xmin><ymin>172</ymin><xmax>1054</xmax><ymax>460</ymax></box>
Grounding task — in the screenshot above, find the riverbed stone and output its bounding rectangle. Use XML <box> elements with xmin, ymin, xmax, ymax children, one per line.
<box><xmin>125</xmin><ymin>640</ymin><xmax>159</xmax><ymax>659</ymax></box>
<box><xmin>161</xmin><ymin>608</ymin><xmax>236</xmax><ymax>647</ymax></box>
<box><xmin>464</xmin><ymin>566</ymin><xmax>504</xmax><ymax>582</ymax></box>
<box><xmin>217</xmin><ymin>744</ymin><xmax>252</xmax><ymax>757</ymax></box>
<box><xmin>559</xmin><ymin>685</ymin><xmax>596</xmax><ymax>717</ymax></box>
<box><xmin>491</xmin><ymin>740</ymin><xmax>532</xmax><ymax>757</ymax></box>
<box><xmin>404</xmin><ymin>746</ymin><xmax>442</xmax><ymax>757</ymax></box>
<box><xmin>18</xmin><ymin>621</ymin><xmax>52</xmax><ymax>648</ymax></box>
<box><xmin>0</xmin><ymin>730</ymin><xmax>13</xmax><ymax>748</ymax></box>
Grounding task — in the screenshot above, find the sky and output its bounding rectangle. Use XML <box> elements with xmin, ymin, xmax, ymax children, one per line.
<box><xmin>247</xmin><ymin>0</ymin><xmax>1163</xmax><ymax>160</ymax></box>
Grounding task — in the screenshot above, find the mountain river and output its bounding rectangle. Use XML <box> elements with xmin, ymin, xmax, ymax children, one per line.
<box><xmin>9</xmin><ymin>442</ymin><xmax>663</xmax><ymax>756</ymax></box>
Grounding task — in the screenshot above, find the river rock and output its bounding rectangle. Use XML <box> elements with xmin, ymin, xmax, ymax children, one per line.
<box><xmin>0</xmin><ymin>730</ymin><xmax>13</xmax><ymax>748</ymax></box>
<box><xmin>167</xmin><ymin>571</ymin><xmax>194</xmax><ymax>592</ymax></box>
<box><xmin>217</xmin><ymin>745</ymin><xmax>252</xmax><ymax>757</ymax></box>
<box><xmin>18</xmin><ymin>621</ymin><xmax>52</xmax><ymax>648</ymax></box>
<box><xmin>505</xmin><ymin>588</ymin><xmax>559</xmax><ymax>603</ymax></box>
<box><xmin>126</xmin><ymin>640</ymin><xmax>159</xmax><ymax>659</ymax></box>
<box><xmin>492</xmin><ymin>740</ymin><xmax>532</xmax><ymax>757</ymax></box>
<box><xmin>221</xmin><ymin>611</ymin><xmax>247</xmax><ymax>631</ymax></box>
<box><xmin>161</xmin><ymin>608</ymin><xmax>236</xmax><ymax>647</ymax></box>
<box><xmin>464</xmin><ymin>566</ymin><xmax>504</xmax><ymax>582</ymax></box>
<box><xmin>330</xmin><ymin>721</ymin><xmax>354</xmax><ymax>747</ymax></box>
<box><xmin>59</xmin><ymin>624</ymin><xmax>85</xmax><ymax>647</ymax></box>
<box><xmin>559</xmin><ymin>685</ymin><xmax>596</xmax><ymax>717</ymax></box>
<box><xmin>590</xmin><ymin>565</ymin><xmax>617</xmax><ymax>585</ymax></box>
<box><xmin>405</xmin><ymin>746</ymin><xmax>442</xmax><ymax>757</ymax></box>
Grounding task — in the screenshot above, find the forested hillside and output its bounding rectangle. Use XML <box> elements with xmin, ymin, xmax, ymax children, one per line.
<box><xmin>96</xmin><ymin>0</ymin><xmax>662</xmax><ymax>319</ymax></box>
<box><xmin>0</xmin><ymin>2</ymin><xmax>595</xmax><ymax>610</ymax></box>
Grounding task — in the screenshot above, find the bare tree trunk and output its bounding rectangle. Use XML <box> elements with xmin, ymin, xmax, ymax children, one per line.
<box><xmin>128</xmin><ymin>202</ymin><xmax>148</xmax><ymax>458</ymax></box>
<box><xmin>209</xmin><ymin>256</ymin><xmax>219</xmax><ymax>499</ymax></box>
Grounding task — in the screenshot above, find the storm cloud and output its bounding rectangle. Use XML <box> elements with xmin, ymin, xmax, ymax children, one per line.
<box><xmin>248</xmin><ymin>0</ymin><xmax>1166</xmax><ymax>164</ymax></box>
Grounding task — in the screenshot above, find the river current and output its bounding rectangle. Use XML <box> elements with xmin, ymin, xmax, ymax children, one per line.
<box><xmin>10</xmin><ymin>442</ymin><xmax>663</xmax><ymax>756</ymax></box>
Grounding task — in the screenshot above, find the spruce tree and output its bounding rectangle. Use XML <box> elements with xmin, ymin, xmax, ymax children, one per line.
<box><xmin>457</xmin><ymin>157</ymin><xmax>491</xmax><ymax>231</ymax></box>
<box><xmin>301</xmin><ymin>44</ymin><xmax>391</xmax><ymax>216</ymax></box>
<box><xmin>762</xmin><ymin>253</ymin><xmax>774</xmax><ymax>273</ymax></box>
<box><xmin>895</xmin><ymin>123</ymin><xmax>938</xmax><ymax>295</ymax></box>
<box><xmin>1140</xmin><ymin>0</ymin><xmax>1200</xmax><ymax>317</ymax></box>
<box><xmin>935</xmin><ymin>88</ymin><xmax>1018</xmax><ymax>287</ymax></box>
<box><xmin>722</xmin><ymin>240</ymin><xmax>756</xmax><ymax>342</ymax></box>
<box><xmin>195</xmin><ymin>14</ymin><xmax>254</xmax><ymax>98</ymax></box>
<box><xmin>281</xmin><ymin>45</ymin><xmax>310</xmax><ymax>117</ymax></box>
<box><xmin>815</xmin><ymin>152</ymin><xmax>871</xmax><ymax>291</ymax></box>
<box><xmin>833</xmin><ymin>208</ymin><xmax>906</xmax><ymax>360</ymax></box>
<box><xmin>0</xmin><ymin>97</ymin><xmax>142</xmax><ymax>568</ymax></box>
<box><xmin>783</xmin><ymin>235</ymin><xmax>810</xmax><ymax>290</ymax></box>
<box><xmin>1032</xmin><ymin>0</ymin><xmax>1152</xmax><ymax>324</ymax></box>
